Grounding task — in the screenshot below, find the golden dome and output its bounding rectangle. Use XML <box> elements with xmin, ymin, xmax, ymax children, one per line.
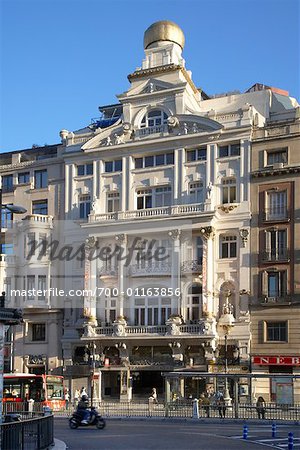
<box><xmin>144</xmin><ymin>20</ymin><xmax>185</xmax><ymax>50</ymax></box>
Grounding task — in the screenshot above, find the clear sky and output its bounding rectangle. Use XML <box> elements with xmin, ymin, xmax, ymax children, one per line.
<box><xmin>0</xmin><ymin>0</ymin><xmax>299</xmax><ymax>152</ymax></box>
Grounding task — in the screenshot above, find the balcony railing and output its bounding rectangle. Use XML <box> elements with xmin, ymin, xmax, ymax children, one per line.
<box><xmin>136</xmin><ymin>124</ymin><xmax>168</xmax><ymax>138</ymax></box>
<box><xmin>130</xmin><ymin>262</ymin><xmax>171</xmax><ymax>276</ymax></box>
<box><xmin>89</xmin><ymin>203</ymin><xmax>205</xmax><ymax>223</ymax></box>
<box><xmin>263</xmin><ymin>208</ymin><xmax>289</xmax><ymax>221</ymax></box>
<box><xmin>261</xmin><ymin>249</ymin><xmax>290</xmax><ymax>262</ymax></box>
<box><xmin>93</xmin><ymin>324</ymin><xmax>206</xmax><ymax>336</ymax></box>
<box><xmin>181</xmin><ymin>260</ymin><xmax>202</xmax><ymax>273</ymax></box>
<box><xmin>23</xmin><ymin>214</ymin><xmax>53</xmax><ymax>225</ymax></box>
<box><xmin>98</xmin><ymin>266</ymin><xmax>118</xmax><ymax>277</ymax></box>
<box><xmin>261</xmin><ymin>295</ymin><xmax>289</xmax><ymax>304</ymax></box>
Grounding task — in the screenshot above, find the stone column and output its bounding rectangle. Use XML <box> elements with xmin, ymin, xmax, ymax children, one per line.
<box><xmin>168</xmin><ymin>229</ymin><xmax>181</xmax><ymax>316</ymax></box>
<box><xmin>83</xmin><ymin>236</ymin><xmax>97</xmax><ymax>326</ymax></box>
<box><xmin>200</xmin><ymin>227</ymin><xmax>215</xmax><ymax>316</ymax></box>
<box><xmin>115</xmin><ymin>233</ymin><xmax>127</xmax><ymax>318</ymax></box>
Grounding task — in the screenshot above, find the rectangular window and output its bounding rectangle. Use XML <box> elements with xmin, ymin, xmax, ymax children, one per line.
<box><xmin>32</xmin><ymin>323</ymin><xmax>46</xmax><ymax>342</ymax></box>
<box><xmin>137</xmin><ymin>189</ymin><xmax>152</xmax><ymax>209</ymax></box>
<box><xmin>264</xmin><ymin>229</ymin><xmax>288</xmax><ymax>261</ymax></box>
<box><xmin>222</xmin><ymin>178</ymin><xmax>237</xmax><ymax>204</ymax></box>
<box><xmin>219</xmin><ymin>143</ymin><xmax>240</xmax><ymax>158</ymax></box>
<box><xmin>267</xmin><ymin>271</ymin><xmax>287</xmax><ymax>298</ymax></box>
<box><xmin>221</xmin><ymin>236</ymin><xmax>237</xmax><ymax>258</ymax></box>
<box><xmin>134</xmin><ymin>153</ymin><xmax>174</xmax><ymax>169</ymax></box>
<box><xmin>18</xmin><ymin>172</ymin><xmax>30</xmax><ymax>184</ymax></box>
<box><xmin>266</xmin><ymin>191</ymin><xmax>287</xmax><ymax>220</ymax></box>
<box><xmin>2</xmin><ymin>175</ymin><xmax>14</xmax><ymax>193</ymax></box>
<box><xmin>79</xmin><ymin>194</ymin><xmax>91</xmax><ymax>219</ymax></box>
<box><xmin>27</xmin><ymin>275</ymin><xmax>35</xmax><ymax>301</ymax></box>
<box><xmin>107</xmin><ymin>192</ymin><xmax>120</xmax><ymax>213</ymax></box>
<box><xmin>1</xmin><ymin>208</ymin><xmax>13</xmax><ymax>228</ymax></box>
<box><xmin>105</xmin><ymin>160</ymin><xmax>122</xmax><ymax>172</ymax></box>
<box><xmin>32</xmin><ymin>200</ymin><xmax>48</xmax><ymax>215</ymax></box>
<box><xmin>2</xmin><ymin>243</ymin><xmax>13</xmax><ymax>255</ymax></box>
<box><xmin>38</xmin><ymin>275</ymin><xmax>46</xmax><ymax>300</ymax></box>
<box><xmin>155</xmin><ymin>186</ymin><xmax>172</xmax><ymax>207</ymax></box>
<box><xmin>77</xmin><ymin>164</ymin><xmax>93</xmax><ymax>176</ymax></box>
<box><xmin>186</xmin><ymin>147</ymin><xmax>207</xmax><ymax>162</ymax></box>
<box><xmin>189</xmin><ymin>182</ymin><xmax>203</xmax><ymax>203</ymax></box>
<box><xmin>267</xmin><ymin>149</ymin><xmax>287</xmax><ymax>166</ymax></box>
<box><xmin>34</xmin><ymin>170</ymin><xmax>48</xmax><ymax>189</ymax></box>
<box><xmin>266</xmin><ymin>321</ymin><xmax>287</xmax><ymax>342</ymax></box>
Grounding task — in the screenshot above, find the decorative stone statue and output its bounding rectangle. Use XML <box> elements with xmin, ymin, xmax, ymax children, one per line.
<box><xmin>114</xmin><ymin>134</ymin><xmax>125</xmax><ymax>145</ymax></box>
<box><xmin>206</xmin><ymin>182</ymin><xmax>213</xmax><ymax>200</ymax></box>
<box><xmin>105</xmin><ymin>136</ymin><xmax>112</xmax><ymax>146</ymax></box>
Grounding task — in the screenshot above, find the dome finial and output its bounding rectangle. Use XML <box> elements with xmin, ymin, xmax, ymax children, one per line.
<box><xmin>144</xmin><ymin>20</ymin><xmax>185</xmax><ymax>50</ymax></box>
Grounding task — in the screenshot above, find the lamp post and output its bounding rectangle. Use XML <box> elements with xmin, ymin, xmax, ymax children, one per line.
<box><xmin>0</xmin><ymin>188</ymin><xmax>26</xmax><ymax>422</ymax></box>
<box><xmin>218</xmin><ymin>293</ymin><xmax>235</xmax><ymax>406</ymax></box>
<box><xmin>89</xmin><ymin>342</ymin><xmax>96</xmax><ymax>407</ymax></box>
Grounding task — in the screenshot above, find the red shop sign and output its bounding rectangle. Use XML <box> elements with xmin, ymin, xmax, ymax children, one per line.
<box><xmin>253</xmin><ymin>356</ymin><xmax>300</xmax><ymax>366</ymax></box>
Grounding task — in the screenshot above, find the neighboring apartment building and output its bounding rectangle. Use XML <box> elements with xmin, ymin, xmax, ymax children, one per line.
<box><xmin>250</xmin><ymin>106</ymin><xmax>300</xmax><ymax>402</ymax></box>
<box><xmin>0</xmin><ymin>144</ymin><xmax>65</xmax><ymax>374</ymax></box>
<box><xmin>1</xmin><ymin>21</ymin><xmax>299</xmax><ymax>402</ymax></box>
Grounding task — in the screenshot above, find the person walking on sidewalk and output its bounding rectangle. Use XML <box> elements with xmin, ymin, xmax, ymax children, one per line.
<box><xmin>217</xmin><ymin>394</ymin><xmax>226</xmax><ymax>419</ymax></box>
<box><xmin>256</xmin><ymin>396</ymin><xmax>266</xmax><ymax>419</ymax></box>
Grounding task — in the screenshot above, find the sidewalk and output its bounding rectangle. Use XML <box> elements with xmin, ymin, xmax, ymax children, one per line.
<box><xmin>52</xmin><ymin>438</ymin><xmax>67</xmax><ymax>450</ymax></box>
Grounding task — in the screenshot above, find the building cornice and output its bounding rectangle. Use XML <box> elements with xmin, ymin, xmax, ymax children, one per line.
<box><xmin>251</xmin><ymin>165</ymin><xmax>300</xmax><ymax>178</ymax></box>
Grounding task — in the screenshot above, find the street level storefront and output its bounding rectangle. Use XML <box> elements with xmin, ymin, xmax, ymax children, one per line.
<box><xmin>163</xmin><ymin>371</ymin><xmax>300</xmax><ymax>406</ymax></box>
<box><xmin>252</xmin><ymin>356</ymin><xmax>300</xmax><ymax>403</ymax></box>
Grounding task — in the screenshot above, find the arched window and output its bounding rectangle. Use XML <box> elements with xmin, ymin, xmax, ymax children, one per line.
<box><xmin>140</xmin><ymin>110</ymin><xmax>168</xmax><ymax>129</ymax></box>
<box><xmin>186</xmin><ymin>283</ymin><xmax>202</xmax><ymax>323</ymax></box>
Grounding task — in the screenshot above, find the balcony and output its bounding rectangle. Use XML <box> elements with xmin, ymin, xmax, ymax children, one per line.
<box><xmin>181</xmin><ymin>260</ymin><xmax>202</xmax><ymax>274</ymax></box>
<box><xmin>93</xmin><ymin>323</ymin><xmax>206</xmax><ymax>337</ymax></box>
<box><xmin>130</xmin><ymin>262</ymin><xmax>171</xmax><ymax>276</ymax></box>
<box><xmin>22</xmin><ymin>214</ymin><xmax>53</xmax><ymax>227</ymax></box>
<box><xmin>261</xmin><ymin>249</ymin><xmax>290</xmax><ymax>262</ymax></box>
<box><xmin>89</xmin><ymin>203</ymin><xmax>206</xmax><ymax>223</ymax></box>
<box><xmin>261</xmin><ymin>295</ymin><xmax>290</xmax><ymax>305</ymax></box>
<box><xmin>263</xmin><ymin>208</ymin><xmax>289</xmax><ymax>222</ymax></box>
<box><xmin>98</xmin><ymin>266</ymin><xmax>118</xmax><ymax>277</ymax></box>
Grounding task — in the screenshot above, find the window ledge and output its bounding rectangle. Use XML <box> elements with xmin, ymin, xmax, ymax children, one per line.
<box><xmin>184</xmin><ymin>161</ymin><xmax>206</xmax><ymax>166</ymax></box>
<box><xmin>101</xmin><ymin>171</ymin><xmax>122</xmax><ymax>177</ymax></box>
<box><xmin>216</xmin><ymin>156</ymin><xmax>241</xmax><ymax>161</ymax></box>
<box><xmin>73</xmin><ymin>175</ymin><xmax>93</xmax><ymax>181</ymax></box>
<box><xmin>30</xmin><ymin>187</ymin><xmax>49</xmax><ymax>192</ymax></box>
<box><xmin>131</xmin><ymin>165</ymin><xmax>174</xmax><ymax>174</ymax></box>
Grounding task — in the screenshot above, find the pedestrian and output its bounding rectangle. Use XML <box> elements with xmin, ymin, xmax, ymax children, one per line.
<box><xmin>256</xmin><ymin>396</ymin><xmax>266</xmax><ymax>419</ymax></box>
<box><xmin>151</xmin><ymin>387</ymin><xmax>158</xmax><ymax>404</ymax></box>
<box><xmin>80</xmin><ymin>387</ymin><xmax>88</xmax><ymax>399</ymax></box>
<box><xmin>74</xmin><ymin>389</ymin><xmax>80</xmax><ymax>407</ymax></box>
<box><xmin>217</xmin><ymin>394</ymin><xmax>226</xmax><ymax>419</ymax></box>
<box><xmin>199</xmin><ymin>393</ymin><xmax>210</xmax><ymax>418</ymax></box>
<box><xmin>65</xmin><ymin>389</ymin><xmax>70</xmax><ymax>410</ymax></box>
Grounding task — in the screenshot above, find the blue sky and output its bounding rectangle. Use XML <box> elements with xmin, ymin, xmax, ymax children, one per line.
<box><xmin>0</xmin><ymin>0</ymin><xmax>299</xmax><ymax>152</ymax></box>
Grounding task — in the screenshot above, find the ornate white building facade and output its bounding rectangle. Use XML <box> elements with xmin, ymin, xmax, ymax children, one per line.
<box><xmin>1</xmin><ymin>21</ymin><xmax>299</xmax><ymax>400</ymax></box>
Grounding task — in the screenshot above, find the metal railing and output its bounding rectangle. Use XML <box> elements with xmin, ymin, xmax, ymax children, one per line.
<box><xmin>0</xmin><ymin>414</ymin><xmax>54</xmax><ymax>450</ymax></box>
<box><xmin>261</xmin><ymin>248</ymin><xmax>290</xmax><ymax>261</ymax></box>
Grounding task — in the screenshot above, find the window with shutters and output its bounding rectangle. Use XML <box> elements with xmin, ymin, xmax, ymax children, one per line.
<box><xmin>263</xmin><ymin>229</ymin><xmax>288</xmax><ymax>261</ymax></box>
<box><xmin>265</xmin><ymin>190</ymin><xmax>287</xmax><ymax>221</ymax></box>
<box><xmin>261</xmin><ymin>270</ymin><xmax>287</xmax><ymax>299</ymax></box>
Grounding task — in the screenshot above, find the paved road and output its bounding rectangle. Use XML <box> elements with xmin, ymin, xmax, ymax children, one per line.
<box><xmin>54</xmin><ymin>418</ymin><xmax>300</xmax><ymax>450</ymax></box>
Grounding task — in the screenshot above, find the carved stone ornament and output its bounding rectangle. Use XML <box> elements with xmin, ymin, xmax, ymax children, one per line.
<box><xmin>200</xmin><ymin>226</ymin><xmax>215</xmax><ymax>240</ymax></box>
<box><xmin>122</xmin><ymin>122</ymin><xmax>132</xmax><ymax>135</ymax></box>
<box><xmin>115</xmin><ymin>233</ymin><xmax>127</xmax><ymax>244</ymax></box>
<box><xmin>218</xmin><ymin>204</ymin><xmax>238</xmax><ymax>213</ymax></box>
<box><xmin>85</xmin><ymin>236</ymin><xmax>96</xmax><ymax>249</ymax></box>
<box><xmin>167</xmin><ymin>116</ymin><xmax>179</xmax><ymax>128</ymax></box>
<box><xmin>239</xmin><ymin>229</ymin><xmax>249</xmax><ymax>247</ymax></box>
<box><xmin>113</xmin><ymin>133</ymin><xmax>125</xmax><ymax>145</ymax></box>
<box><xmin>239</xmin><ymin>289</ymin><xmax>250</xmax><ymax>295</ymax></box>
<box><xmin>168</xmin><ymin>229</ymin><xmax>181</xmax><ymax>241</ymax></box>
<box><xmin>83</xmin><ymin>322</ymin><xmax>96</xmax><ymax>337</ymax></box>
<box><xmin>113</xmin><ymin>317</ymin><xmax>127</xmax><ymax>337</ymax></box>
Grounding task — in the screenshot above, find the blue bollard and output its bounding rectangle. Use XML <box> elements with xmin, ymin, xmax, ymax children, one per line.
<box><xmin>243</xmin><ymin>424</ymin><xmax>248</xmax><ymax>440</ymax></box>
<box><xmin>288</xmin><ymin>432</ymin><xmax>294</xmax><ymax>450</ymax></box>
<box><xmin>272</xmin><ymin>423</ymin><xmax>277</xmax><ymax>438</ymax></box>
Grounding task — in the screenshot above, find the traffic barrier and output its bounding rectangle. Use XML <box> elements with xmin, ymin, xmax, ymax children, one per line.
<box><xmin>272</xmin><ymin>423</ymin><xmax>276</xmax><ymax>438</ymax></box>
<box><xmin>288</xmin><ymin>432</ymin><xmax>294</xmax><ymax>450</ymax></box>
<box><xmin>243</xmin><ymin>424</ymin><xmax>248</xmax><ymax>439</ymax></box>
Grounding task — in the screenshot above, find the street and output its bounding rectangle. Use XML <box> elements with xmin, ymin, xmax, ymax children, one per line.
<box><xmin>54</xmin><ymin>418</ymin><xmax>300</xmax><ymax>450</ymax></box>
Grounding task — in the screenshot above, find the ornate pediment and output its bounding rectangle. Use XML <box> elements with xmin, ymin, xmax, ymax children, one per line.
<box><xmin>120</xmin><ymin>78</ymin><xmax>175</xmax><ymax>98</ymax></box>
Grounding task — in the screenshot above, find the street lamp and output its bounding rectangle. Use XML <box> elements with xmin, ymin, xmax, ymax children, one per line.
<box><xmin>218</xmin><ymin>293</ymin><xmax>235</xmax><ymax>405</ymax></box>
<box><xmin>0</xmin><ymin>188</ymin><xmax>26</xmax><ymax>422</ymax></box>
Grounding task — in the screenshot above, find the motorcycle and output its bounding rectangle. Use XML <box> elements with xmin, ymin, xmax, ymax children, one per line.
<box><xmin>69</xmin><ymin>406</ymin><xmax>106</xmax><ymax>429</ymax></box>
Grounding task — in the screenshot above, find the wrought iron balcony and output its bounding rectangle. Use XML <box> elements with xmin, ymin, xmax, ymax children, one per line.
<box><xmin>261</xmin><ymin>249</ymin><xmax>290</xmax><ymax>262</ymax></box>
<box><xmin>181</xmin><ymin>259</ymin><xmax>202</xmax><ymax>273</ymax></box>
<box><xmin>130</xmin><ymin>262</ymin><xmax>171</xmax><ymax>276</ymax></box>
<box><xmin>98</xmin><ymin>266</ymin><xmax>118</xmax><ymax>277</ymax></box>
<box><xmin>263</xmin><ymin>208</ymin><xmax>289</xmax><ymax>222</ymax></box>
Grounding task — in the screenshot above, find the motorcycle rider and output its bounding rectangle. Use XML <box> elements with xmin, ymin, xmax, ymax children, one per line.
<box><xmin>77</xmin><ymin>393</ymin><xmax>90</xmax><ymax>424</ymax></box>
